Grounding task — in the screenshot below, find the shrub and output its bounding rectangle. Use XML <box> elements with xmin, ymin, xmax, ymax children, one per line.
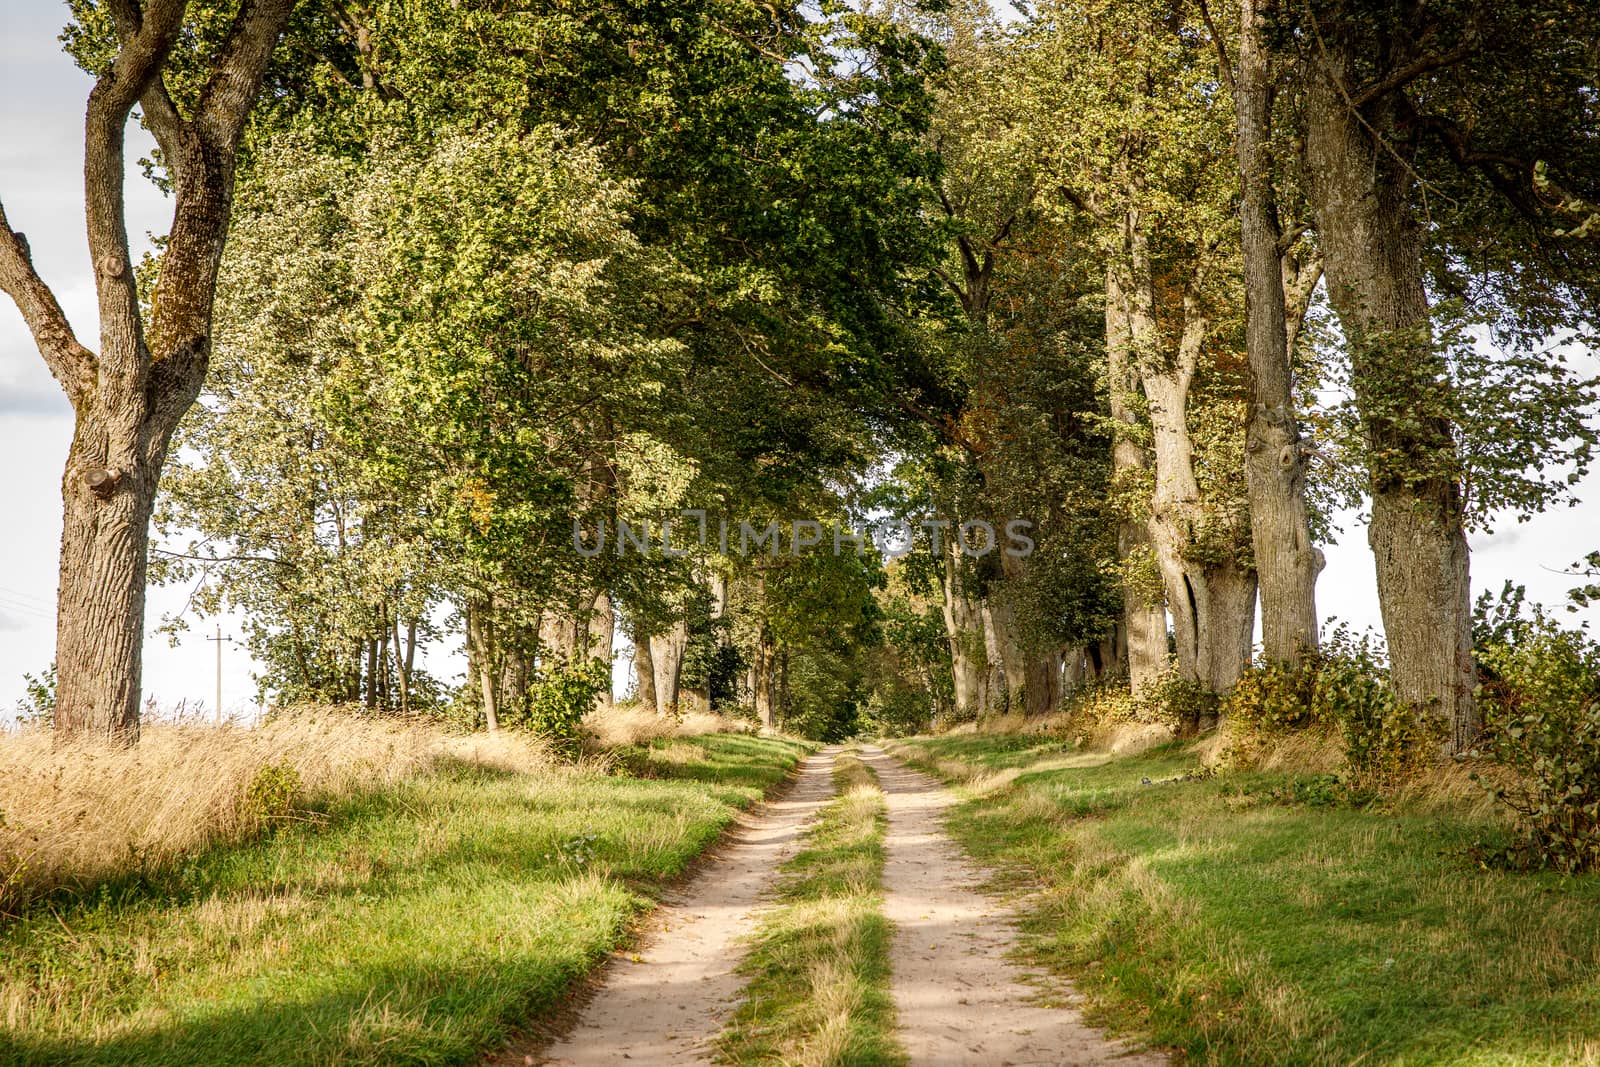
<box><xmin>1223</xmin><ymin>628</ymin><xmax>1442</xmax><ymax>792</ymax></box>
<box><xmin>507</xmin><ymin>656</ymin><xmax>611</xmax><ymax>759</ymax></box>
<box><xmin>241</xmin><ymin>762</ymin><xmax>303</xmax><ymax>826</ymax></box>
<box><xmin>1135</xmin><ymin>668</ymin><xmax>1220</xmax><ymax>735</ymax></box>
<box><xmin>13</xmin><ymin>663</ymin><xmax>56</xmax><ymax>728</ymax></box>
<box><xmin>1474</xmin><ymin>618</ymin><xmax>1600</xmax><ymax>873</ymax></box>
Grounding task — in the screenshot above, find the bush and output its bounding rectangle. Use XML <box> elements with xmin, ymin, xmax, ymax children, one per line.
<box><xmin>241</xmin><ymin>762</ymin><xmax>303</xmax><ymax>825</ymax></box>
<box><xmin>1223</xmin><ymin>628</ymin><xmax>1443</xmax><ymax>792</ymax></box>
<box><xmin>507</xmin><ymin>656</ymin><xmax>611</xmax><ymax>759</ymax></box>
<box><xmin>1474</xmin><ymin>618</ymin><xmax>1600</xmax><ymax>873</ymax></box>
<box><xmin>14</xmin><ymin>663</ymin><xmax>56</xmax><ymax>728</ymax></box>
<box><xmin>1135</xmin><ymin>669</ymin><xmax>1220</xmax><ymax>735</ymax></box>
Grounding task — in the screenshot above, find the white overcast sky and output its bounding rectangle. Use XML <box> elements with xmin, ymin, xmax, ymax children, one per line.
<box><xmin>1</xmin><ymin>0</ymin><xmax>1596</xmax><ymax>716</ymax></box>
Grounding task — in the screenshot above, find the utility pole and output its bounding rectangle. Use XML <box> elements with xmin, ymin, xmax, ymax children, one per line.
<box><xmin>206</xmin><ymin>624</ymin><xmax>234</xmax><ymax>725</ymax></box>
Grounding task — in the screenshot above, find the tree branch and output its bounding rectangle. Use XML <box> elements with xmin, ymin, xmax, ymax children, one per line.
<box><xmin>0</xmin><ymin>199</ymin><xmax>96</xmax><ymax>404</ymax></box>
<box><xmin>1350</xmin><ymin>44</ymin><xmax>1473</xmax><ymax>107</ymax></box>
<box><xmin>1195</xmin><ymin>0</ymin><xmax>1237</xmax><ymax>97</ymax></box>
<box><xmin>196</xmin><ymin>0</ymin><xmax>298</xmax><ymax>148</ymax></box>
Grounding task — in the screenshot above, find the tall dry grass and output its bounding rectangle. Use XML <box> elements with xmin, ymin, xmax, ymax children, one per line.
<box><xmin>0</xmin><ymin>709</ymin><xmax>554</xmax><ymax>917</ymax></box>
<box><xmin>581</xmin><ymin>699</ymin><xmax>753</xmax><ymax>747</ymax></box>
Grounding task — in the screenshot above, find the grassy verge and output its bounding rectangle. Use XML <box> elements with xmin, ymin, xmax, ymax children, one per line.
<box><xmin>890</xmin><ymin>733</ymin><xmax>1600</xmax><ymax>1067</ymax></box>
<box><xmin>716</xmin><ymin>748</ymin><xmax>904</xmax><ymax>1067</ymax></box>
<box><xmin>0</xmin><ymin>733</ymin><xmax>808</xmax><ymax>1066</ymax></box>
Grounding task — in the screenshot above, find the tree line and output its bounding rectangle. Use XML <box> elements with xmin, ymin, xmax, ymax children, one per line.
<box><xmin>2</xmin><ymin>0</ymin><xmax>1597</xmax><ymax>750</ymax></box>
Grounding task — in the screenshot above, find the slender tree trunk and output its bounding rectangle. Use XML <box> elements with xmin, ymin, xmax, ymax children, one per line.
<box><xmin>1232</xmin><ymin>0</ymin><xmax>1323</xmax><ymax>664</ymax></box>
<box><xmin>940</xmin><ymin>546</ymin><xmax>987</xmax><ymax>719</ymax></box>
<box><xmin>1303</xmin><ymin>61</ymin><xmax>1478</xmax><ymax>752</ymax></box>
<box><xmin>466</xmin><ymin>600</ymin><xmax>500</xmax><ymax>733</ymax></box>
<box><xmin>591</xmin><ymin>592</ymin><xmax>615</xmax><ymax>711</ymax></box>
<box><xmin>1105</xmin><ymin>265</ymin><xmax>1171</xmax><ymax>693</ymax></box>
<box><xmin>393</xmin><ymin>614</ymin><xmax>411</xmax><ymax>715</ymax></box>
<box><xmin>633</xmin><ymin>627</ymin><xmax>658</xmax><ymax>712</ymax></box>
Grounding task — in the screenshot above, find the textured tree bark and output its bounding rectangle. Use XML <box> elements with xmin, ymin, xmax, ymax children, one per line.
<box><xmin>1023</xmin><ymin>648</ymin><xmax>1060</xmax><ymax>716</ymax></box>
<box><xmin>1302</xmin><ymin>58</ymin><xmax>1478</xmax><ymax>752</ymax></box>
<box><xmin>592</xmin><ymin>592</ymin><xmax>615</xmax><ymax>711</ymax></box>
<box><xmin>649</xmin><ymin>621</ymin><xmax>689</xmax><ymax>716</ymax></box>
<box><xmin>752</xmin><ymin>624</ymin><xmax>776</xmax><ymax>729</ymax></box>
<box><xmin>1104</xmin><ymin>266</ymin><xmax>1170</xmax><ymax>694</ymax></box>
<box><xmin>1231</xmin><ymin>0</ymin><xmax>1324</xmax><ymax>665</ymax></box>
<box><xmin>1119</xmin><ymin>204</ymin><xmax>1255</xmax><ymax>699</ymax></box>
<box><xmin>465</xmin><ymin>600</ymin><xmax>500</xmax><ymax>734</ymax></box>
<box><xmin>988</xmin><ymin>551</ymin><xmax>1037</xmax><ymax>714</ymax></box>
<box><xmin>633</xmin><ymin>628</ymin><xmax>658</xmax><ymax>713</ymax></box>
<box><xmin>941</xmin><ymin>546</ymin><xmax>988</xmax><ymax>720</ymax></box>
<box><xmin>0</xmin><ymin>0</ymin><xmax>296</xmax><ymax>743</ymax></box>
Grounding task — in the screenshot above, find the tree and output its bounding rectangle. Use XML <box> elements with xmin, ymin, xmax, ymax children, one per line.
<box><xmin>1202</xmin><ymin>0</ymin><xmax>1325</xmax><ymax>666</ymax></box>
<box><xmin>1283</xmin><ymin>0</ymin><xmax>1600</xmax><ymax>752</ymax></box>
<box><xmin>0</xmin><ymin>0</ymin><xmax>296</xmax><ymax>742</ymax></box>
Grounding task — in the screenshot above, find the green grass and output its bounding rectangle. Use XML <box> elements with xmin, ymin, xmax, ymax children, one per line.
<box><xmin>717</xmin><ymin>748</ymin><xmax>904</xmax><ymax>1067</ymax></box>
<box><xmin>0</xmin><ymin>733</ymin><xmax>809</xmax><ymax>1066</ymax></box>
<box><xmin>891</xmin><ymin>733</ymin><xmax>1600</xmax><ymax>1067</ymax></box>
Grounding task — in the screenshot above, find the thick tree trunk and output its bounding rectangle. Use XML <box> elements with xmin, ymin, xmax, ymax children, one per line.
<box><xmin>649</xmin><ymin>621</ymin><xmax>689</xmax><ymax>716</ymax></box>
<box><xmin>1104</xmin><ymin>266</ymin><xmax>1170</xmax><ymax>694</ymax></box>
<box><xmin>1121</xmin><ymin>206</ymin><xmax>1255</xmax><ymax>700</ymax></box>
<box><xmin>752</xmin><ymin>625</ymin><xmax>776</xmax><ymax>729</ymax></box>
<box><xmin>51</xmin><ymin>446</ymin><xmax>159</xmax><ymax>739</ymax></box>
<box><xmin>1024</xmin><ymin>648</ymin><xmax>1060</xmax><ymax>716</ymax></box>
<box><xmin>1232</xmin><ymin>0</ymin><xmax>1323</xmax><ymax>665</ymax></box>
<box><xmin>1303</xmin><ymin>64</ymin><xmax>1478</xmax><ymax>752</ymax></box>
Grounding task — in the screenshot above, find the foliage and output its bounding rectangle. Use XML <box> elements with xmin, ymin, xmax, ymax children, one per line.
<box><xmin>13</xmin><ymin>664</ymin><xmax>56</xmax><ymax>729</ymax></box>
<box><xmin>1136</xmin><ymin>669</ymin><xmax>1221</xmax><ymax>735</ymax></box>
<box><xmin>1474</xmin><ymin>614</ymin><xmax>1600</xmax><ymax>873</ymax></box>
<box><xmin>506</xmin><ymin>657</ymin><xmax>612</xmax><ymax>760</ymax></box>
<box><xmin>240</xmin><ymin>763</ymin><xmax>303</xmax><ymax>826</ymax></box>
<box><xmin>1306</xmin><ymin>302</ymin><xmax>1600</xmax><ymax>530</ymax></box>
<box><xmin>1224</xmin><ymin>629</ymin><xmax>1444</xmax><ymax>791</ymax></box>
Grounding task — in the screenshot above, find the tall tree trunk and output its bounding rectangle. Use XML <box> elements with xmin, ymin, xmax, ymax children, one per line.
<box><xmin>941</xmin><ymin>546</ymin><xmax>987</xmax><ymax>720</ymax></box>
<box><xmin>1303</xmin><ymin>61</ymin><xmax>1478</xmax><ymax>752</ymax></box>
<box><xmin>1231</xmin><ymin>0</ymin><xmax>1323</xmax><ymax>665</ymax></box>
<box><xmin>633</xmin><ymin>627</ymin><xmax>658</xmax><ymax>712</ymax></box>
<box><xmin>1121</xmin><ymin>205</ymin><xmax>1255</xmax><ymax>699</ymax></box>
<box><xmin>466</xmin><ymin>600</ymin><xmax>500</xmax><ymax>733</ymax></box>
<box><xmin>650</xmin><ymin>621</ymin><xmax>689</xmax><ymax>716</ymax></box>
<box><xmin>752</xmin><ymin>624</ymin><xmax>776</xmax><ymax>729</ymax></box>
<box><xmin>1105</xmin><ymin>266</ymin><xmax>1170</xmax><ymax>694</ymax></box>
<box><xmin>592</xmin><ymin>592</ymin><xmax>615</xmax><ymax>711</ymax></box>
<box><xmin>393</xmin><ymin>614</ymin><xmax>412</xmax><ymax>715</ymax></box>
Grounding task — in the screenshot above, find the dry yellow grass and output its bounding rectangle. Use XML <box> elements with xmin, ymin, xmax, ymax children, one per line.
<box><xmin>0</xmin><ymin>709</ymin><xmax>554</xmax><ymax>916</ymax></box>
<box><xmin>580</xmin><ymin>699</ymin><xmax>753</xmax><ymax>747</ymax></box>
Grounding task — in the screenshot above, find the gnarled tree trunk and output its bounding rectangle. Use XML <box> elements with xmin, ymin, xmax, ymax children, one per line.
<box><xmin>1303</xmin><ymin>59</ymin><xmax>1478</xmax><ymax>752</ymax></box>
<box><xmin>1228</xmin><ymin>0</ymin><xmax>1324</xmax><ymax>667</ymax></box>
<box><xmin>1104</xmin><ymin>266</ymin><xmax>1170</xmax><ymax>694</ymax></box>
